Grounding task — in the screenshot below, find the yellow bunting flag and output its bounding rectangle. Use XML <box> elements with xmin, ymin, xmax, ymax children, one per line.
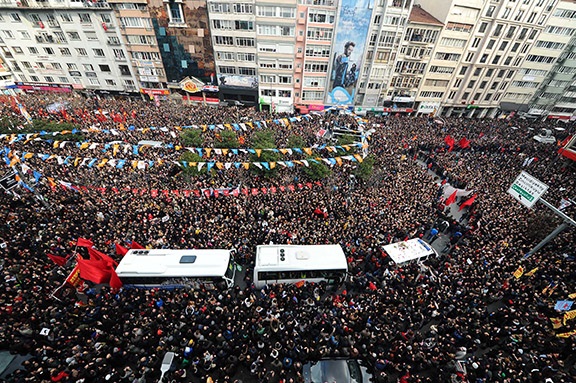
<box><xmin>255</xmin><ymin>149</ymin><xmax>262</xmax><ymax>158</ymax></box>
<box><xmin>113</xmin><ymin>144</ymin><xmax>119</xmax><ymax>156</ymax></box>
<box><xmin>202</xmin><ymin>125</ymin><xmax>207</xmax><ymax>132</ymax></box>
<box><xmin>242</xmin><ymin>162</ymin><xmax>250</xmax><ymax>170</ymax></box>
<box><xmin>247</xmin><ymin>122</ymin><xmax>254</xmax><ymax>129</ymax></box>
<box><xmin>205</xmin><ymin>148</ymin><xmax>212</xmax><ymax>158</ymax></box>
<box><xmin>563</xmin><ymin>309</ymin><xmax>576</xmax><ymax>325</ymax></box>
<box><xmin>175</xmin><ymin>126</ymin><xmax>182</xmax><ymax>131</ymax></box>
<box><xmin>9</xmin><ymin>157</ymin><xmax>19</xmax><ymax>167</ymax></box>
<box><xmin>14</xmin><ymin>174</ymin><xmax>20</xmax><ymax>182</ymax></box>
<box><xmin>303</xmin><ymin>148</ymin><xmax>313</xmax><ymax>156</ymax></box>
<box><xmin>270</xmin><ymin>162</ymin><xmax>276</xmax><ymax>169</ymax></box>
<box><xmin>550</xmin><ymin>317</ymin><xmax>563</xmax><ymax>329</ymax></box>
<box><xmin>513</xmin><ymin>266</ymin><xmax>524</xmax><ymax>279</ymax></box>
<box><xmin>24</xmin><ymin>153</ymin><xmax>34</xmax><ymax>159</ymax></box>
<box><xmin>175</xmin><ymin>146</ymin><xmax>182</xmax><ymax>151</ymax></box>
<box><xmin>335</xmin><ymin>157</ymin><xmax>343</xmax><ymax>166</ymax></box>
<box><xmin>557</xmin><ymin>330</ymin><xmax>576</xmax><ymax>338</ymax></box>
<box><xmin>569</xmin><ymin>292</ymin><xmax>576</xmax><ymax>299</ymax></box>
<box><xmin>353</xmin><ymin>154</ymin><xmax>363</xmax><ymax>163</ymax></box>
<box><xmin>97</xmin><ymin>159</ymin><xmax>108</xmax><ymax>168</ymax></box>
<box><xmin>139</xmin><ymin>145</ymin><xmax>149</xmax><ymax>152</ymax></box>
<box><xmin>132</xmin><ymin>161</ymin><xmax>138</xmax><ymax>169</ymax></box>
<box><xmin>47</xmin><ymin>177</ymin><xmax>57</xmax><ymax>188</ymax></box>
<box><xmin>224</xmin><ymin>124</ymin><xmax>232</xmax><ymax>131</ymax></box>
<box><xmin>157</xmin><ymin>159</ymin><xmax>164</xmax><ymax>166</ymax></box>
<box><xmin>293</xmin><ymin>160</ymin><xmax>302</xmax><ymax>166</ymax></box>
<box><xmin>80</xmin><ymin>142</ymin><xmax>90</xmax><ymax>149</ymax></box>
<box><xmin>53</xmin><ymin>141</ymin><xmax>60</xmax><ymax>149</ymax></box>
<box><xmin>342</xmin><ymin>145</ymin><xmax>350</xmax><ymax>151</ymax></box>
<box><xmin>279</xmin><ymin>149</ymin><xmax>288</xmax><ymax>155</ymax></box>
<box><xmin>221</xmin><ymin>149</ymin><xmax>229</xmax><ymax>156</ymax></box>
<box><xmin>216</xmin><ymin>162</ymin><xmax>224</xmax><ymax>170</ymax></box>
<box><xmin>74</xmin><ymin>158</ymin><xmax>81</xmax><ymax>167</ymax></box>
<box><xmin>524</xmin><ymin>267</ymin><xmax>539</xmax><ymax>277</ymax></box>
<box><xmin>142</xmin><ymin>128</ymin><xmax>150</xmax><ymax>134</ymax></box>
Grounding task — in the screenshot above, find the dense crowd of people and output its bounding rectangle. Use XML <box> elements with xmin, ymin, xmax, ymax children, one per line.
<box><xmin>0</xmin><ymin>93</ymin><xmax>575</xmax><ymax>383</ymax></box>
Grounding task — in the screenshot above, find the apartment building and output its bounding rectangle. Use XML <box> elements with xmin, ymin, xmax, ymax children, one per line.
<box><xmin>520</xmin><ymin>0</ymin><xmax>576</xmax><ymax>120</ymax></box>
<box><xmin>293</xmin><ymin>0</ymin><xmax>338</xmax><ymax>112</ymax></box>
<box><xmin>107</xmin><ymin>0</ymin><xmax>167</xmax><ymax>97</ymax></box>
<box><xmin>391</xmin><ymin>4</ymin><xmax>442</xmax><ymax>115</ymax></box>
<box><xmin>355</xmin><ymin>0</ymin><xmax>412</xmax><ymax>108</ymax></box>
<box><xmin>416</xmin><ymin>0</ymin><xmax>560</xmax><ymax>118</ymax></box>
<box><xmin>0</xmin><ymin>0</ymin><xmax>162</xmax><ymax>95</ymax></box>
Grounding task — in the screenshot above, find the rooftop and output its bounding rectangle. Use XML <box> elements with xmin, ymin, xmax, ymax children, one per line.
<box><xmin>409</xmin><ymin>4</ymin><xmax>444</xmax><ymax>26</ymax></box>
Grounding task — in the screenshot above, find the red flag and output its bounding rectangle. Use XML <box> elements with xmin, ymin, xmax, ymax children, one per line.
<box><xmin>288</xmin><ymin>184</ymin><xmax>295</xmax><ymax>192</ymax></box>
<box><xmin>193</xmin><ymin>190</ymin><xmax>201</xmax><ymax>197</ymax></box>
<box><xmin>261</xmin><ymin>187</ymin><xmax>267</xmax><ymax>194</ymax></box>
<box><xmin>77</xmin><ymin>238</ymin><xmax>94</xmax><ymax>248</ymax></box>
<box><xmin>87</xmin><ymin>247</ymin><xmax>117</xmax><ymax>267</ymax></box>
<box><xmin>115</xmin><ymin>243</ymin><xmax>128</xmax><ymax>256</ymax></box>
<box><xmin>270</xmin><ymin>186</ymin><xmax>277</xmax><ymax>193</ymax></box>
<box><xmin>232</xmin><ymin>189</ymin><xmax>239</xmax><ymax>197</ymax></box>
<box><xmin>151</xmin><ymin>189</ymin><xmax>158</xmax><ymax>198</ymax></box>
<box><xmin>445</xmin><ymin>190</ymin><xmax>457</xmax><ymax>206</ymax></box>
<box><xmin>251</xmin><ymin>188</ymin><xmax>259</xmax><ymax>196</ymax></box>
<box><xmin>65</xmin><ymin>265</ymin><xmax>82</xmax><ymax>288</ymax></box>
<box><xmin>183</xmin><ymin>190</ymin><xmax>191</xmax><ymax>197</ymax></box>
<box><xmin>77</xmin><ymin>258</ymin><xmax>111</xmax><ymax>284</ymax></box>
<box><xmin>444</xmin><ymin>135</ymin><xmax>455</xmax><ymax>151</ymax></box>
<box><xmin>130</xmin><ymin>241</ymin><xmax>145</xmax><ymax>250</ymax></box>
<box><xmin>459</xmin><ymin>194</ymin><xmax>477</xmax><ymax>211</ymax></box>
<box><xmin>213</xmin><ymin>190</ymin><xmax>219</xmax><ymax>198</ymax></box>
<box><xmin>458</xmin><ymin>137</ymin><xmax>471</xmax><ymax>149</ymax></box>
<box><xmin>47</xmin><ymin>253</ymin><xmax>67</xmax><ymax>266</ymax></box>
<box><xmin>223</xmin><ymin>189</ymin><xmax>230</xmax><ymax>197</ymax></box>
<box><xmin>109</xmin><ymin>268</ymin><xmax>123</xmax><ymax>289</ymax></box>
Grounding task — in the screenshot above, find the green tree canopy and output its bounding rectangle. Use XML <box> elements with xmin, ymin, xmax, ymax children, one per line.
<box><xmin>301</xmin><ymin>157</ymin><xmax>331</xmax><ymax>181</ymax></box>
<box><xmin>215</xmin><ymin>130</ymin><xmax>239</xmax><ymax>149</ymax></box>
<box><xmin>352</xmin><ymin>154</ymin><xmax>375</xmax><ymax>182</ymax></box>
<box><xmin>180</xmin><ymin>129</ymin><xmax>203</xmax><ymax>147</ymax></box>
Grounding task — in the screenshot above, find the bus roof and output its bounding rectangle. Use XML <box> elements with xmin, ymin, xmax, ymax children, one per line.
<box><xmin>115</xmin><ymin>249</ymin><xmax>232</xmax><ymax>277</ymax></box>
<box><xmin>381</xmin><ymin>239</ymin><xmax>436</xmax><ymax>265</ymax></box>
<box><xmin>255</xmin><ymin>244</ymin><xmax>348</xmax><ymax>271</ymax></box>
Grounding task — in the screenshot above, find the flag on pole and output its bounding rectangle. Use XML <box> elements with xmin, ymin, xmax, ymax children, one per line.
<box><xmin>65</xmin><ymin>265</ymin><xmax>82</xmax><ymax>288</ymax></box>
<box><xmin>76</xmin><ymin>238</ymin><xmax>94</xmax><ymax>248</ymax></box>
<box><xmin>555</xmin><ymin>300</ymin><xmax>574</xmax><ymax>311</ymax></box>
<box><xmin>109</xmin><ymin>268</ymin><xmax>123</xmax><ymax>289</ymax></box>
<box><xmin>524</xmin><ymin>267</ymin><xmax>539</xmax><ymax>277</ymax></box>
<box><xmin>130</xmin><ymin>240</ymin><xmax>145</xmax><ymax>249</ymax></box>
<box><xmin>77</xmin><ymin>257</ymin><xmax>112</xmax><ymax>284</ymax></box>
<box><xmin>115</xmin><ymin>243</ymin><xmax>128</xmax><ymax>256</ymax></box>
<box><xmin>558</xmin><ymin>198</ymin><xmax>572</xmax><ymax>211</ymax></box>
<box><xmin>444</xmin><ymin>191</ymin><xmax>458</xmax><ymax>206</ymax></box>
<box><xmin>47</xmin><ymin>253</ymin><xmax>68</xmax><ymax>266</ymax></box>
<box><xmin>563</xmin><ymin>309</ymin><xmax>576</xmax><ymax>325</ymax></box>
<box><xmin>458</xmin><ymin>137</ymin><xmax>471</xmax><ymax>149</ymax></box>
<box><xmin>444</xmin><ymin>135</ymin><xmax>455</xmax><ymax>152</ymax></box>
<box><xmin>513</xmin><ymin>266</ymin><xmax>524</xmax><ymax>279</ymax></box>
<box><xmin>87</xmin><ymin>247</ymin><xmax>118</xmax><ymax>267</ymax></box>
<box><xmin>458</xmin><ymin>194</ymin><xmax>477</xmax><ymax>211</ymax></box>
<box><xmin>550</xmin><ymin>317</ymin><xmax>563</xmax><ymax>329</ymax></box>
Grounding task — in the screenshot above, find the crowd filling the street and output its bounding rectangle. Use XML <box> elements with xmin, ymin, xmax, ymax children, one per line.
<box><xmin>0</xmin><ymin>93</ymin><xmax>575</xmax><ymax>383</ymax></box>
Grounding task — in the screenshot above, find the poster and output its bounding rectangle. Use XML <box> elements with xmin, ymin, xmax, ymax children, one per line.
<box><xmin>326</xmin><ymin>0</ymin><xmax>374</xmax><ymax>105</ymax></box>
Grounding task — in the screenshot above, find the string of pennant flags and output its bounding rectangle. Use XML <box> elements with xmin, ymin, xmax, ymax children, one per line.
<box><xmin>5</xmin><ymin>139</ymin><xmax>367</xmax><ymax>158</ymax></box>
<box><xmin>4</xmin><ymin>148</ymin><xmax>364</xmax><ymax>171</ymax></box>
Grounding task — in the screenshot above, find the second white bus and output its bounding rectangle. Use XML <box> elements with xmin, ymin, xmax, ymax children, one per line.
<box><xmin>253</xmin><ymin>244</ymin><xmax>348</xmax><ymax>288</ymax></box>
<box><xmin>115</xmin><ymin>249</ymin><xmax>238</xmax><ymax>290</ymax></box>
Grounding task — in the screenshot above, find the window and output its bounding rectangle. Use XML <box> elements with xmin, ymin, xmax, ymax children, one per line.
<box><xmin>503</xmin><ymin>56</ymin><xmax>512</xmax><ymax>65</ymax></box>
<box><xmin>486</xmin><ymin>69</ymin><xmax>494</xmax><ymax>77</ymax></box>
<box><xmin>440</xmin><ymin>37</ymin><xmax>467</xmax><ymax>48</ymax></box>
<box><xmin>525</xmin><ymin>54</ymin><xmax>556</xmax><ymax>64</ymax></box>
<box><xmin>473</xmin><ymin>68</ymin><xmax>482</xmax><ymax>76</ymax></box>
<box><xmin>511</xmin><ymin>43</ymin><xmax>520</xmax><ymax>52</ymax></box>
<box><xmin>514</xmin><ymin>9</ymin><xmax>524</xmax><ymax>21</ymax></box>
<box><xmin>493</xmin><ymin>24</ymin><xmax>503</xmax><ymax>36</ymax></box>
<box><xmin>78</xmin><ymin>13</ymin><xmax>91</xmax><ymax>23</ymax></box>
<box><xmin>236</xmin><ymin>37</ymin><xmax>255</xmax><ymax>47</ymax></box>
<box><xmin>419</xmin><ymin>91</ymin><xmax>444</xmax><ymax>98</ymax></box>
<box><xmin>304</xmin><ymin>62</ymin><xmax>329</xmax><ymax>72</ymax></box>
<box><xmin>487</xmin><ymin>39</ymin><xmax>495</xmax><ymax>49</ymax></box>
<box><xmin>93</xmin><ymin>48</ymin><xmax>105</xmax><ymax>57</ymax></box>
<box><xmin>67</xmin><ymin>63</ymin><xmax>78</xmax><ymax>70</ymax></box>
<box><xmin>237</xmin><ymin>53</ymin><xmax>255</xmax><ymax>62</ymax></box>
<box><xmin>278</xmin><ymin>76</ymin><xmax>292</xmax><ymax>84</ymax></box>
<box><xmin>212</xmin><ymin>20</ymin><xmax>233</xmax><ymax>30</ymax></box>
<box><xmin>209</xmin><ymin>3</ymin><xmax>231</xmax><ymax>13</ymax></box>
<box><xmin>305</xmin><ymin>45</ymin><xmax>331</xmax><ymax>57</ymax></box>
<box><xmin>499</xmin><ymin>41</ymin><xmax>508</xmax><ymax>51</ymax></box>
<box><xmin>167</xmin><ymin>2</ymin><xmax>184</xmax><ymax>24</ymax></box>
<box><xmin>260</xmin><ymin>74</ymin><xmax>276</xmax><ymax>83</ymax></box>
<box><xmin>308</xmin><ymin>10</ymin><xmax>335</xmax><ymax>24</ymax></box>
<box><xmin>307</xmin><ymin>27</ymin><xmax>333</xmax><ymax>41</ymax></box>
<box><xmin>60</xmin><ymin>47</ymin><xmax>71</xmax><ymax>56</ymax></box>
<box><xmin>471</xmin><ymin>37</ymin><xmax>481</xmax><ymax>48</ymax></box>
<box><xmin>497</xmin><ymin>69</ymin><xmax>506</xmax><ymax>78</ymax></box>
<box><xmin>215</xmin><ymin>36</ymin><xmax>234</xmax><ymax>45</ymax></box>
<box><xmin>67</xmin><ymin>32</ymin><xmax>80</xmax><ymax>40</ymax></box>
<box><xmin>428</xmin><ymin>66</ymin><xmax>454</xmax><ymax>74</ymax></box>
<box><xmin>44</xmin><ymin>47</ymin><xmax>55</xmax><ymax>55</ymax></box>
<box><xmin>9</xmin><ymin>13</ymin><xmax>22</xmax><ymax>22</ymax></box>
<box><xmin>486</xmin><ymin>6</ymin><xmax>495</xmax><ymax>17</ymax></box>
<box><xmin>445</xmin><ymin>22</ymin><xmax>473</xmax><ymax>33</ymax></box>
<box><xmin>303</xmin><ymin>76</ymin><xmax>326</xmax><ymax>87</ymax></box>
<box><xmin>217</xmin><ymin>51</ymin><xmax>235</xmax><ymax>61</ymax></box>
<box><xmin>460</xmin><ymin>66</ymin><xmax>468</xmax><ymax>75</ymax></box>
<box><xmin>467</xmin><ymin>80</ymin><xmax>476</xmax><ymax>88</ymax></box>
<box><xmin>61</xmin><ymin>13</ymin><xmax>72</xmax><ymax>23</ymax></box>
<box><xmin>491</xmin><ymin>55</ymin><xmax>501</xmax><ymax>65</ymax></box>
<box><xmin>502</xmin><ymin>7</ymin><xmax>511</xmax><ymax>19</ymax></box>
<box><xmin>239</xmin><ymin>67</ymin><xmax>256</xmax><ymax>75</ymax></box>
<box><xmin>302</xmin><ymin>90</ymin><xmax>325</xmax><ymax>100</ymax></box>
<box><xmin>1</xmin><ymin>30</ymin><xmax>14</xmax><ymax>39</ymax></box>
<box><xmin>479</xmin><ymin>22</ymin><xmax>488</xmax><ymax>33</ymax></box>
<box><xmin>99</xmin><ymin>64</ymin><xmax>111</xmax><ymax>72</ymax></box>
<box><xmin>83</xmin><ymin>64</ymin><xmax>94</xmax><ymax>71</ymax></box>
<box><xmin>465</xmin><ymin>52</ymin><xmax>474</xmax><ymax>62</ymax></box>
<box><xmin>505</xmin><ymin>26</ymin><xmax>516</xmax><ymax>39</ymax></box>
<box><xmin>13</xmin><ymin>47</ymin><xmax>23</xmax><ymax>54</ymax></box>
<box><xmin>233</xmin><ymin>3</ymin><xmax>253</xmax><ymax>14</ymax></box>
<box><xmin>28</xmin><ymin>47</ymin><xmax>38</xmax><ymax>54</ymax></box>
<box><xmin>219</xmin><ymin>66</ymin><xmax>236</xmax><ymax>74</ymax></box>
<box><xmin>76</xmin><ymin>48</ymin><xmax>88</xmax><ymax>56</ymax></box>
<box><xmin>434</xmin><ymin>52</ymin><xmax>461</xmax><ymax>61</ymax></box>
<box><xmin>235</xmin><ymin>20</ymin><xmax>254</xmax><ymax>31</ymax></box>
<box><xmin>479</xmin><ymin>81</ymin><xmax>487</xmax><ymax>89</ymax></box>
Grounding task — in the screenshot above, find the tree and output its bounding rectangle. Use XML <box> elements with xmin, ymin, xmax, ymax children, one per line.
<box><xmin>250</xmin><ymin>130</ymin><xmax>280</xmax><ymax>178</ymax></box>
<box><xmin>286</xmin><ymin>134</ymin><xmax>306</xmax><ymax>150</ymax></box>
<box><xmin>180</xmin><ymin>129</ymin><xmax>203</xmax><ymax>147</ymax></box>
<box><xmin>179</xmin><ymin>151</ymin><xmax>205</xmax><ymax>177</ymax></box>
<box><xmin>215</xmin><ymin>130</ymin><xmax>239</xmax><ymax>149</ymax></box>
<box><xmin>301</xmin><ymin>157</ymin><xmax>331</xmax><ymax>181</ymax></box>
<box><xmin>353</xmin><ymin>154</ymin><xmax>375</xmax><ymax>182</ymax></box>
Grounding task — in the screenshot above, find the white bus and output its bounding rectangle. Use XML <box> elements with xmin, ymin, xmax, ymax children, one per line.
<box><xmin>115</xmin><ymin>249</ymin><xmax>237</xmax><ymax>289</ymax></box>
<box><xmin>381</xmin><ymin>238</ymin><xmax>437</xmax><ymax>265</ymax></box>
<box><xmin>253</xmin><ymin>244</ymin><xmax>348</xmax><ymax>288</ymax></box>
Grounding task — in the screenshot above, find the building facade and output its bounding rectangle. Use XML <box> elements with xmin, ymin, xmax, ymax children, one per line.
<box><xmin>0</xmin><ymin>0</ymin><xmax>162</xmax><ymax>95</ymax></box>
<box><xmin>416</xmin><ymin>0</ymin><xmax>562</xmax><ymax>118</ymax></box>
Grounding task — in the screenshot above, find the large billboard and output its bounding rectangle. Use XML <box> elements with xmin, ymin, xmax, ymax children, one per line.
<box><xmin>326</xmin><ymin>0</ymin><xmax>374</xmax><ymax>105</ymax></box>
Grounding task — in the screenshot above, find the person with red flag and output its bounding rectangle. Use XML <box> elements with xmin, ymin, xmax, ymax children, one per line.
<box><xmin>444</xmin><ymin>135</ymin><xmax>455</xmax><ymax>152</ymax></box>
<box><xmin>444</xmin><ymin>190</ymin><xmax>458</xmax><ymax>206</ymax></box>
<box><xmin>459</xmin><ymin>194</ymin><xmax>477</xmax><ymax>211</ymax></box>
<box><xmin>130</xmin><ymin>240</ymin><xmax>145</xmax><ymax>249</ymax></box>
<box><xmin>76</xmin><ymin>238</ymin><xmax>94</xmax><ymax>248</ymax></box>
<box><xmin>47</xmin><ymin>253</ymin><xmax>68</xmax><ymax>267</ymax></box>
<box><xmin>115</xmin><ymin>243</ymin><xmax>129</xmax><ymax>256</ymax></box>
